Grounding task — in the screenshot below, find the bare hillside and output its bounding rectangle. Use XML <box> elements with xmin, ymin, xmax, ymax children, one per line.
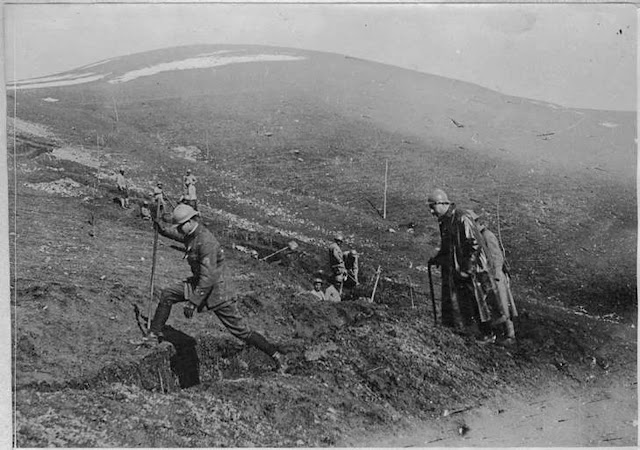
<box><xmin>8</xmin><ymin>45</ymin><xmax>636</xmax><ymax>447</ymax></box>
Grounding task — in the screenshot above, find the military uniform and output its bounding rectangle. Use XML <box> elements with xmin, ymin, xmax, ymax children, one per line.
<box><xmin>149</xmin><ymin>221</ymin><xmax>278</xmax><ymax>356</ymax></box>
<box><xmin>328</xmin><ymin>241</ymin><xmax>347</xmax><ymax>285</ymax></box>
<box><xmin>152</xmin><ymin>185</ymin><xmax>166</xmax><ymax>214</ymax></box>
<box><xmin>181</xmin><ymin>184</ymin><xmax>198</xmax><ymax>210</ymax></box>
<box><xmin>480</xmin><ymin>226</ymin><xmax>518</xmax><ymax>339</ymax></box>
<box><xmin>431</xmin><ymin>204</ymin><xmax>502</xmax><ymax>331</ymax></box>
<box><xmin>324</xmin><ymin>285</ymin><xmax>340</xmax><ymax>302</ymax></box>
<box><xmin>115</xmin><ymin>171</ymin><xmax>130</xmax><ymax>208</ymax></box>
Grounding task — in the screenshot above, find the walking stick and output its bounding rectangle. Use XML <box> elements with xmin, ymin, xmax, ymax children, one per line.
<box><xmin>428</xmin><ymin>263</ymin><xmax>437</xmax><ymax>325</ymax></box>
<box><xmin>147</xmin><ymin>217</ymin><xmax>160</xmax><ymax>330</ymax></box>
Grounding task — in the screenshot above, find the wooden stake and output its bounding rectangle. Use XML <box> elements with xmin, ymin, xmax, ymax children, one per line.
<box><xmin>205</xmin><ymin>130</ymin><xmax>210</xmax><ymax>159</ymax></box>
<box><xmin>383</xmin><ymin>160</ymin><xmax>388</xmax><ymax>219</ymax></box>
<box><xmin>112</xmin><ymin>96</ymin><xmax>119</xmax><ymax>123</ymax></box>
<box><xmin>408</xmin><ymin>275</ymin><xmax>415</xmax><ymax>309</ymax></box>
<box><xmin>370</xmin><ymin>265</ymin><xmax>382</xmax><ymax>303</ymax></box>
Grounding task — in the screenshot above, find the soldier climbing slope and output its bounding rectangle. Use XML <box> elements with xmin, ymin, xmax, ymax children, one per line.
<box><xmin>142</xmin><ymin>204</ymin><xmax>287</xmax><ymax>372</ymax></box>
<box><xmin>426</xmin><ymin>188</ymin><xmax>513</xmax><ymax>345</ymax></box>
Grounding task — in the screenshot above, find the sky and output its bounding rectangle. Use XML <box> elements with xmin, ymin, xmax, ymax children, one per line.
<box><xmin>3</xmin><ymin>2</ymin><xmax>637</xmax><ymax>111</ymax></box>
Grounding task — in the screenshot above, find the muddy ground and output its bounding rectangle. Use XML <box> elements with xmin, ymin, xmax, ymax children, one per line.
<box><xmin>7</xmin><ymin>52</ymin><xmax>637</xmax><ymax>447</ymax></box>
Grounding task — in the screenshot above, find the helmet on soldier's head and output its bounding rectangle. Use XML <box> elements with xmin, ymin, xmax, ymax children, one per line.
<box><xmin>143</xmin><ymin>201</ymin><xmax>149</xmax><ymax>205</ymax></box>
<box><xmin>334</xmin><ymin>233</ymin><xmax>344</xmax><ymax>242</ymax></box>
<box><xmin>157</xmin><ymin>182</ymin><xmax>163</xmax><ymax>187</ymax></box>
<box><xmin>186</xmin><ymin>169</ymin><xmax>192</xmax><ymax>174</ymax></box>
<box><xmin>313</xmin><ymin>278</ymin><xmax>323</xmax><ymax>284</ymax></box>
<box><xmin>427</xmin><ymin>189</ymin><xmax>450</xmax><ymax>205</ymax></box>
<box><xmin>172</xmin><ymin>204</ymin><xmax>199</xmax><ymax>225</ymax></box>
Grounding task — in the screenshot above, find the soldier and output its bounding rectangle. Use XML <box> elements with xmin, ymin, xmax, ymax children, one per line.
<box><xmin>181</xmin><ymin>169</ymin><xmax>198</xmax><ymax>210</ymax></box>
<box><xmin>143</xmin><ymin>204</ymin><xmax>286</xmax><ymax>372</ymax></box>
<box><xmin>478</xmin><ymin>223</ymin><xmax>518</xmax><ymax>345</ymax></box>
<box><xmin>183</xmin><ymin>169</ymin><xmax>197</xmax><ymax>189</ymax></box>
<box><xmin>140</xmin><ymin>201</ymin><xmax>152</xmax><ymax>221</ymax></box>
<box><xmin>309</xmin><ymin>278</ymin><xmax>327</xmax><ymax>301</ymax></box>
<box><xmin>344</xmin><ymin>250</ymin><xmax>360</xmax><ymax>287</ymax></box>
<box><xmin>328</xmin><ymin>233</ymin><xmax>347</xmax><ymax>293</ymax></box>
<box><xmin>152</xmin><ymin>182</ymin><xmax>166</xmax><ymax>216</ymax></box>
<box><xmin>115</xmin><ymin>169</ymin><xmax>130</xmax><ymax>209</ymax></box>
<box><xmin>426</xmin><ymin>189</ymin><xmax>506</xmax><ymax>344</ymax></box>
<box><xmin>324</xmin><ymin>283</ymin><xmax>341</xmax><ymax>302</ymax></box>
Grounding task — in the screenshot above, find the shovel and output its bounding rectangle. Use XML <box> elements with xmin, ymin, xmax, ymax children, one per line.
<box><xmin>260</xmin><ymin>240</ymin><xmax>299</xmax><ymax>261</ymax></box>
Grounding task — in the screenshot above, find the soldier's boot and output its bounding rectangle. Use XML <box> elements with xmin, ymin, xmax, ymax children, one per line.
<box><xmin>245</xmin><ymin>331</ymin><xmax>288</xmax><ymax>374</ymax></box>
<box><xmin>475</xmin><ymin>321</ymin><xmax>496</xmax><ymax>345</ymax></box>
<box><xmin>497</xmin><ymin>319</ymin><xmax>516</xmax><ymax>347</ymax></box>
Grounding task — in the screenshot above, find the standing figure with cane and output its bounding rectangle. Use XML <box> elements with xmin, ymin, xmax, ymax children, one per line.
<box><xmin>141</xmin><ymin>204</ymin><xmax>287</xmax><ymax>372</ymax></box>
<box><xmin>426</xmin><ymin>189</ymin><xmax>512</xmax><ymax>345</ymax></box>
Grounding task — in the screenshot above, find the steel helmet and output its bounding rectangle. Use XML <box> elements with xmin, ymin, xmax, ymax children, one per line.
<box><xmin>334</xmin><ymin>233</ymin><xmax>344</xmax><ymax>242</ymax></box>
<box><xmin>172</xmin><ymin>204</ymin><xmax>199</xmax><ymax>225</ymax></box>
<box><xmin>186</xmin><ymin>169</ymin><xmax>192</xmax><ymax>173</ymax></box>
<box><xmin>143</xmin><ymin>201</ymin><xmax>149</xmax><ymax>205</ymax></box>
<box><xmin>313</xmin><ymin>278</ymin><xmax>323</xmax><ymax>284</ymax></box>
<box><xmin>427</xmin><ymin>189</ymin><xmax>450</xmax><ymax>204</ymax></box>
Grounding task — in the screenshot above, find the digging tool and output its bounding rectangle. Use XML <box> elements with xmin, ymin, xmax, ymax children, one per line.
<box><xmin>147</xmin><ymin>215</ymin><xmax>161</xmax><ymax>330</ymax></box>
<box><xmin>428</xmin><ymin>263</ymin><xmax>437</xmax><ymax>324</ymax></box>
<box><xmin>370</xmin><ymin>265</ymin><xmax>382</xmax><ymax>303</ymax></box>
<box><xmin>260</xmin><ymin>240</ymin><xmax>299</xmax><ymax>261</ymax></box>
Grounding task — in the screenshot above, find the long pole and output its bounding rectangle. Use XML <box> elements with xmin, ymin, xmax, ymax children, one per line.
<box><xmin>383</xmin><ymin>160</ymin><xmax>388</xmax><ymax>219</ymax></box>
<box><xmin>428</xmin><ymin>264</ymin><xmax>437</xmax><ymax>324</ymax></box>
<box><xmin>147</xmin><ymin>218</ymin><xmax>160</xmax><ymax>330</ymax></box>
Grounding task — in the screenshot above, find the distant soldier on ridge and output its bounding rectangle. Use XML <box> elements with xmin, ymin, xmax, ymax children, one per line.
<box><xmin>115</xmin><ymin>168</ymin><xmax>130</xmax><ymax>209</ymax></box>
<box><xmin>152</xmin><ymin>182</ymin><xmax>167</xmax><ymax>216</ymax></box>
<box><xmin>180</xmin><ymin>169</ymin><xmax>198</xmax><ymax>210</ymax></box>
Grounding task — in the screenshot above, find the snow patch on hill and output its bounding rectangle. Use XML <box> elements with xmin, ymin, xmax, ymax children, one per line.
<box><xmin>108</xmin><ymin>53</ymin><xmax>305</xmax><ymax>84</ymax></box>
<box><xmin>11</xmin><ymin>73</ymin><xmax>108</xmax><ymax>90</ymax></box>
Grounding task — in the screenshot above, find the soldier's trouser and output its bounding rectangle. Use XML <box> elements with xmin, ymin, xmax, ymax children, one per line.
<box><xmin>150</xmin><ymin>281</ymin><xmax>277</xmax><ymax>356</ymax></box>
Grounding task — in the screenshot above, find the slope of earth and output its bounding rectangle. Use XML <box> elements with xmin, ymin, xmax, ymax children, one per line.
<box><xmin>8</xmin><ymin>45</ymin><xmax>637</xmax><ymax>447</ymax></box>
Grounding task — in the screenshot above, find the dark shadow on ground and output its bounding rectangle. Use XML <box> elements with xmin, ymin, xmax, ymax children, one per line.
<box><xmin>161</xmin><ymin>325</ymin><xmax>200</xmax><ymax>388</ymax></box>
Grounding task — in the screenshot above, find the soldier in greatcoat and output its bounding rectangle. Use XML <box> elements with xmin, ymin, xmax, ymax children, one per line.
<box><xmin>427</xmin><ymin>189</ymin><xmax>512</xmax><ymax>344</ymax></box>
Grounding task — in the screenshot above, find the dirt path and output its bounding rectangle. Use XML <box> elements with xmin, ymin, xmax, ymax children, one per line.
<box><xmin>355</xmin><ymin>372</ymin><xmax>637</xmax><ymax>447</ymax></box>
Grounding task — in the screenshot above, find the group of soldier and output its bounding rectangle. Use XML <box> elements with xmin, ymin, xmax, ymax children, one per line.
<box><xmin>130</xmin><ymin>175</ymin><xmax>517</xmax><ymax>374</ymax></box>
<box><xmin>115</xmin><ymin>167</ymin><xmax>199</xmax><ymax>221</ymax></box>
<box><xmin>306</xmin><ymin>188</ymin><xmax>517</xmax><ymax>347</ymax></box>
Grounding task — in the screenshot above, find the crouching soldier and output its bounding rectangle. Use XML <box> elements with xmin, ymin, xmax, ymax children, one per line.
<box><xmin>143</xmin><ymin>204</ymin><xmax>287</xmax><ymax>372</ymax></box>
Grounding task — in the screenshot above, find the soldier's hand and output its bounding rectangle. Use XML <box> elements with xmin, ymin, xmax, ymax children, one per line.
<box><xmin>183</xmin><ymin>302</ymin><xmax>196</xmax><ymax>319</ymax></box>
